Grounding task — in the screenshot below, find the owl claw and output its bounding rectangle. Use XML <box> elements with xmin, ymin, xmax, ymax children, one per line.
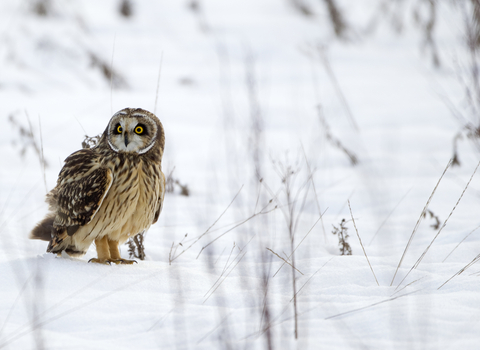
<box><xmin>88</xmin><ymin>258</ymin><xmax>111</xmax><ymax>265</ymax></box>
<box><xmin>88</xmin><ymin>258</ymin><xmax>137</xmax><ymax>265</ymax></box>
<box><xmin>112</xmin><ymin>259</ymin><xmax>137</xmax><ymax>265</ymax></box>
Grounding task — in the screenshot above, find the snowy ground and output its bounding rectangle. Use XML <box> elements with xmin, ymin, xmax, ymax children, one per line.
<box><xmin>1</xmin><ymin>0</ymin><xmax>480</xmax><ymax>349</ymax></box>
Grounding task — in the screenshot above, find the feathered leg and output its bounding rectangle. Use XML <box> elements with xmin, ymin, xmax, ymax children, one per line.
<box><xmin>88</xmin><ymin>236</ymin><xmax>136</xmax><ymax>264</ymax></box>
<box><xmin>88</xmin><ymin>236</ymin><xmax>111</xmax><ymax>264</ymax></box>
<box><xmin>108</xmin><ymin>239</ymin><xmax>137</xmax><ymax>264</ymax></box>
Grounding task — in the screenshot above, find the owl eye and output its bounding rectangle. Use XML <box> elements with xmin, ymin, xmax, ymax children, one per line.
<box><xmin>134</xmin><ymin>125</ymin><xmax>144</xmax><ymax>135</ymax></box>
<box><xmin>114</xmin><ymin>124</ymin><xmax>123</xmax><ymax>134</ymax></box>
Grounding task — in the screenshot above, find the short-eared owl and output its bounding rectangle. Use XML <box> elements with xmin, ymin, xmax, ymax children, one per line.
<box><xmin>30</xmin><ymin>108</ymin><xmax>165</xmax><ymax>264</ymax></box>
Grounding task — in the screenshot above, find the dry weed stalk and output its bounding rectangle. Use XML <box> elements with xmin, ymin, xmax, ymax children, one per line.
<box><xmin>331</xmin><ymin>218</ymin><xmax>351</xmax><ymax>256</ymax></box>
<box><xmin>9</xmin><ymin>112</ymin><xmax>49</xmax><ymax>169</ymax></box>
<box><xmin>315</xmin><ymin>45</ymin><xmax>358</xmax><ymax>131</ymax></box>
<box><xmin>166</xmin><ymin>186</ymin><xmax>274</xmax><ymax>263</ymax></box>
<box><xmin>442</xmin><ymin>222</ymin><xmax>480</xmax><ymax>262</ymax></box>
<box><xmin>446</xmin><ymin>2</ymin><xmax>480</xmax><ymax>162</ymax></box>
<box><xmin>302</xmin><ymin>146</ymin><xmax>327</xmax><ymax>243</ymax></box>
<box><xmin>154</xmin><ymin>52</ymin><xmax>164</xmax><ymax>115</ymax></box>
<box><xmin>290</xmin><ymin>0</ymin><xmax>314</xmax><ymax>17</ymax></box>
<box><xmin>317</xmin><ymin>106</ymin><xmax>358</xmax><ymax>165</ymax></box>
<box><xmin>348</xmin><ymin>201</ymin><xmax>379</xmax><ymax>286</ymax></box>
<box><xmin>323</xmin><ymin>0</ymin><xmax>349</xmax><ymax>39</ymax></box>
<box><xmin>89</xmin><ymin>52</ymin><xmax>127</xmax><ymax>90</ymax></box>
<box><xmin>203</xmin><ymin>242</ymin><xmax>248</xmax><ymax>303</ymax></box>
<box><xmin>413</xmin><ymin>0</ymin><xmax>440</xmax><ymax>67</ymax></box>
<box><xmin>397</xmin><ymin>160</ymin><xmax>479</xmax><ymax>288</ymax></box>
<box><xmin>127</xmin><ymin>232</ymin><xmax>146</xmax><ymax>260</ymax></box>
<box><xmin>325</xmin><ymin>290</ymin><xmax>420</xmax><ymax>320</ymax></box>
<box><xmin>368</xmin><ymin>189</ymin><xmax>411</xmax><ymax>246</ymax></box>
<box><xmin>438</xmin><ymin>253</ymin><xmax>480</xmax><ymax>290</ymax></box>
<box><xmin>165</xmin><ymin>167</ymin><xmax>190</xmax><ymax>196</ymax></box>
<box><xmin>266</xmin><ymin>248</ymin><xmax>304</xmax><ymax>275</ymax></box>
<box><xmin>390</xmin><ymin>159</ymin><xmax>452</xmax><ymax>286</ymax></box>
<box><xmin>119</xmin><ymin>0</ymin><xmax>133</xmax><ymax>17</ymax></box>
<box><xmin>262</xmin><ymin>158</ymin><xmax>318</xmax><ymax>340</ymax></box>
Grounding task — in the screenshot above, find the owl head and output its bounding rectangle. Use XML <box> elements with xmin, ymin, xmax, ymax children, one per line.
<box><xmin>105</xmin><ymin>108</ymin><xmax>165</xmax><ymax>156</ymax></box>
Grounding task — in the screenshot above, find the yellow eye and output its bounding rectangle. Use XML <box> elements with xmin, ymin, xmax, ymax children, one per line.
<box><xmin>135</xmin><ymin>126</ymin><xmax>144</xmax><ymax>134</ymax></box>
<box><xmin>117</xmin><ymin>125</ymin><xmax>123</xmax><ymax>133</ymax></box>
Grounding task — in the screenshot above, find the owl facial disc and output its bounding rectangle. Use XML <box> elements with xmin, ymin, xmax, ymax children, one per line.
<box><xmin>107</xmin><ymin>109</ymin><xmax>159</xmax><ymax>154</ymax></box>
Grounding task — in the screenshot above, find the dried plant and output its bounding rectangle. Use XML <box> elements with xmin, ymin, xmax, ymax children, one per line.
<box><xmin>30</xmin><ymin>0</ymin><xmax>52</xmax><ymax>17</ymax></box>
<box><xmin>332</xmin><ymin>218</ymin><xmax>352</xmax><ymax>256</ymax></box>
<box><xmin>127</xmin><ymin>232</ymin><xmax>146</xmax><ymax>260</ymax></box>
<box><xmin>290</xmin><ymin>0</ymin><xmax>314</xmax><ymax>17</ymax></box>
<box><xmin>89</xmin><ymin>52</ymin><xmax>127</xmax><ymax>89</ymax></box>
<box><xmin>424</xmin><ymin>209</ymin><xmax>441</xmax><ymax>230</ymax></box>
<box><xmin>187</xmin><ymin>0</ymin><xmax>209</xmax><ymax>32</ymax></box>
<box><xmin>119</xmin><ymin>0</ymin><xmax>133</xmax><ymax>18</ymax></box>
<box><xmin>8</xmin><ymin>112</ymin><xmax>48</xmax><ymax>169</ymax></box>
<box><xmin>317</xmin><ymin>106</ymin><xmax>358</xmax><ymax>165</ymax></box>
<box><xmin>448</xmin><ymin>1</ymin><xmax>480</xmax><ymax>163</ymax></box>
<box><xmin>81</xmin><ymin>134</ymin><xmax>101</xmax><ymax>149</ymax></box>
<box><xmin>391</xmin><ymin>159</ymin><xmax>452</xmax><ymax>286</ymax></box>
<box><xmin>323</xmin><ymin>0</ymin><xmax>349</xmax><ymax>39</ymax></box>
<box><xmin>413</xmin><ymin>0</ymin><xmax>440</xmax><ymax>67</ymax></box>
<box><xmin>165</xmin><ymin>167</ymin><xmax>189</xmax><ymax>196</ymax></box>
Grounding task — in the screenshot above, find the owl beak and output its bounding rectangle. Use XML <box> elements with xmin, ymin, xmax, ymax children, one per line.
<box><xmin>124</xmin><ymin>133</ymin><xmax>129</xmax><ymax>147</ymax></box>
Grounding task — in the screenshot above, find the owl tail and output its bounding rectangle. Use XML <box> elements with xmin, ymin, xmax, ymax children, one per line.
<box><xmin>47</xmin><ymin>229</ymin><xmax>87</xmax><ymax>258</ymax></box>
<box><xmin>31</xmin><ymin>215</ymin><xmax>87</xmax><ymax>257</ymax></box>
<box><xmin>30</xmin><ymin>214</ymin><xmax>55</xmax><ymax>241</ymax></box>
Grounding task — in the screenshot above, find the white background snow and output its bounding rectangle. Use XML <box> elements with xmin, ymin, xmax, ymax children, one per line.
<box><xmin>0</xmin><ymin>0</ymin><xmax>479</xmax><ymax>349</ymax></box>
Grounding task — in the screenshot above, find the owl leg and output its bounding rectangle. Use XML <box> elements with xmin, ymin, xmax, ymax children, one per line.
<box><xmin>108</xmin><ymin>239</ymin><xmax>137</xmax><ymax>265</ymax></box>
<box><xmin>88</xmin><ymin>236</ymin><xmax>112</xmax><ymax>264</ymax></box>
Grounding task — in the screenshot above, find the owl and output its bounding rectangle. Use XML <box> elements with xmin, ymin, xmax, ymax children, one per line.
<box><xmin>30</xmin><ymin>108</ymin><xmax>165</xmax><ymax>264</ymax></box>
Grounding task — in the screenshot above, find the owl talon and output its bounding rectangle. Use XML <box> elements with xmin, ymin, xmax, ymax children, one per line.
<box><xmin>88</xmin><ymin>258</ymin><xmax>111</xmax><ymax>265</ymax></box>
<box><xmin>112</xmin><ymin>259</ymin><xmax>137</xmax><ymax>265</ymax></box>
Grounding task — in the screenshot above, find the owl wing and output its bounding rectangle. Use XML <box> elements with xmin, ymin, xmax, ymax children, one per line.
<box><xmin>152</xmin><ymin>171</ymin><xmax>166</xmax><ymax>224</ymax></box>
<box><xmin>51</xmin><ymin>149</ymin><xmax>113</xmax><ymax>235</ymax></box>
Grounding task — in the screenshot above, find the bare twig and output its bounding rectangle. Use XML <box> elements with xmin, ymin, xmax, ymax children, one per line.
<box><xmin>442</xmin><ymin>222</ymin><xmax>480</xmax><ymax>262</ymax></box>
<box><xmin>266</xmin><ymin>248</ymin><xmax>304</xmax><ymax>275</ymax></box>
<box><xmin>272</xmin><ymin>214</ymin><xmax>324</xmax><ymax>278</ymax></box>
<box><xmin>323</xmin><ymin>0</ymin><xmax>349</xmax><ymax>39</ymax></box>
<box><xmin>316</xmin><ymin>45</ymin><xmax>358</xmax><ymax>131</ymax></box>
<box><xmin>348</xmin><ymin>201</ymin><xmax>379</xmax><ymax>286</ymax></box>
<box><xmin>390</xmin><ymin>159</ymin><xmax>452</xmax><ymax>286</ymax></box>
<box><xmin>325</xmin><ymin>290</ymin><xmax>420</xmax><ymax>320</ymax></box>
<box><xmin>37</xmin><ymin>115</ymin><xmax>47</xmax><ymax>193</ymax></box>
<box><xmin>301</xmin><ymin>145</ymin><xmax>327</xmax><ymax>243</ymax></box>
<box><xmin>397</xmin><ymin>161</ymin><xmax>479</xmax><ymax>288</ymax></box>
<box><xmin>317</xmin><ymin>106</ymin><xmax>358</xmax><ymax>165</ymax></box>
<box><xmin>368</xmin><ymin>188</ymin><xmax>411</xmax><ymax>246</ymax></box>
<box><xmin>203</xmin><ymin>243</ymin><xmax>237</xmax><ymax>297</ymax></box>
<box><xmin>203</xmin><ymin>249</ymin><xmax>248</xmax><ymax>303</ymax></box>
<box><xmin>154</xmin><ymin>51</ymin><xmax>164</xmax><ymax>116</ymax></box>
<box><xmin>438</xmin><ymin>253</ymin><xmax>480</xmax><ymax>290</ymax></box>
<box><xmin>168</xmin><ymin>186</ymin><xmax>244</xmax><ymax>263</ymax></box>
<box><xmin>196</xmin><ymin>202</ymin><xmax>276</xmax><ymax>259</ymax></box>
<box><xmin>390</xmin><ymin>277</ymin><xmax>425</xmax><ymax>298</ymax></box>
<box><xmin>110</xmin><ymin>34</ymin><xmax>116</xmax><ymax>115</ymax></box>
<box><xmin>290</xmin><ymin>257</ymin><xmax>333</xmax><ymax>302</ymax></box>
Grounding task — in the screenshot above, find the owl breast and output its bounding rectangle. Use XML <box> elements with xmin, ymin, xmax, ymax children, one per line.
<box><xmin>72</xmin><ymin>154</ymin><xmax>164</xmax><ymax>251</ymax></box>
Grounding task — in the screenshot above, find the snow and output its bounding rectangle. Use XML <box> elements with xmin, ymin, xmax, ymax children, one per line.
<box><xmin>1</xmin><ymin>0</ymin><xmax>480</xmax><ymax>349</ymax></box>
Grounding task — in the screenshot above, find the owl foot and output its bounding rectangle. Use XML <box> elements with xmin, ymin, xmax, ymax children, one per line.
<box><xmin>112</xmin><ymin>259</ymin><xmax>137</xmax><ymax>265</ymax></box>
<box><xmin>88</xmin><ymin>258</ymin><xmax>137</xmax><ymax>265</ymax></box>
<box><xmin>88</xmin><ymin>258</ymin><xmax>112</xmax><ymax>265</ymax></box>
